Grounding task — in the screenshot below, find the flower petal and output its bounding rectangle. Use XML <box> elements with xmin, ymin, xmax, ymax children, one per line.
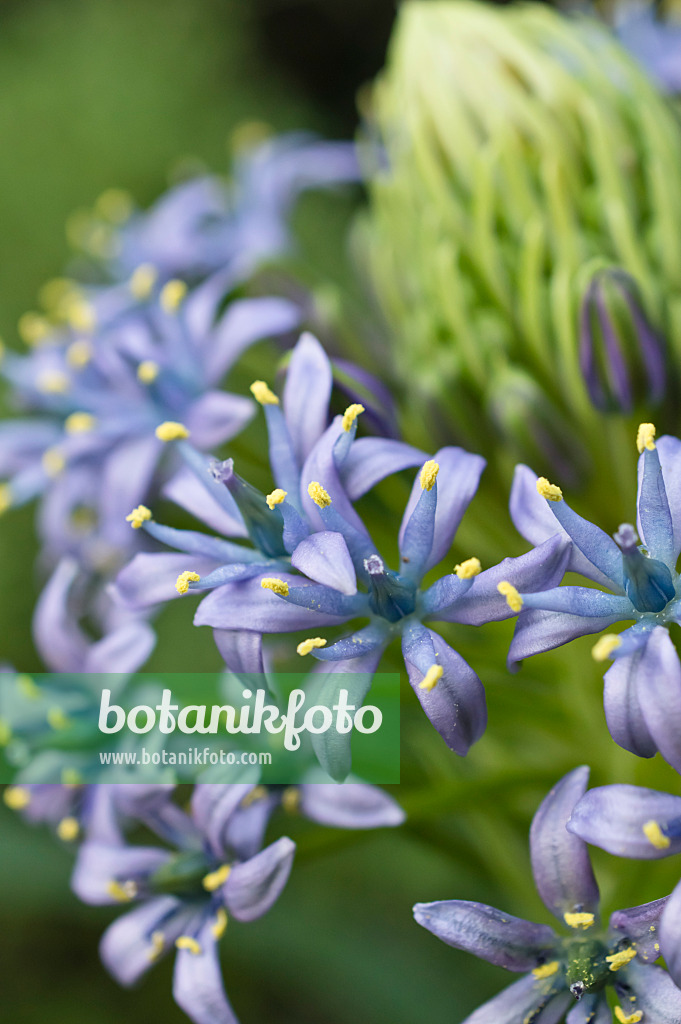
<box><xmin>290</xmin><ymin>531</ymin><xmax>357</xmax><ymax>595</ymax></box>
<box><xmin>32</xmin><ymin>558</ymin><xmax>89</xmax><ymax>671</ymax></box>
<box><xmin>610</xmin><ymin>896</ymin><xmax>670</xmax><ymax>963</ymax></box>
<box><xmin>567</xmin><ymin>784</ymin><xmax>681</xmax><ymax>858</ymax></box>
<box><xmin>282</xmin><ymin>332</ymin><xmax>332</xmax><ymax>465</ymax></box>
<box><xmin>460</xmin><ymin>975</ymin><xmax>569</xmax><ymax>1024</ymax></box>
<box><xmin>660</xmin><ymin>881</ymin><xmax>681</xmax><ymax>986</ymax></box>
<box><xmin>191</xmin><ymin>783</ymin><xmax>258</xmax><ymax>859</ymax></box>
<box><xmin>84</xmin><ymin>621</ymin><xmax>156</xmax><ymax>674</ymax></box>
<box><xmin>620</xmin><ymin>958</ymin><xmax>681</xmax><ymax>1023</ymax></box>
<box><xmin>205</xmin><ymin>295</ymin><xmax>301</xmax><ymax>384</ymax></box>
<box><xmin>71</xmin><ymin>841</ymin><xmax>170</xmax><ymax>904</ymax></box>
<box><xmin>637</xmin><ymin>444</ymin><xmax>675</xmax><ymax>566</ymax></box>
<box><xmin>193</xmin><ymin>574</ymin><xmax>350</xmax><ymax>632</ymax></box>
<box><xmin>508</xmin><ymin>609</ymin><xmax>626</xmax><ymax>672</ymax></box>
<box><xmin>566</xmin><ymin>994</ymin><xmax>610</xmax><ymax>1024</ymax></box>
<box><xmin>520</xmin><ymin>587</ymin><xmax>632</xmax><ymax>618</ymax></box>
<box><xmin>162</xmin><ymin>467</ymin><xmax>246</xmax><ymax>538</ymax></box>
<box><xmin>223</xmin><ymin>836</ymin><xmax>295</xmax><ymax>921</ymax></box>
<box><xmin>100</xmin><ymin>895</ymin><xmax>183</xmax><ymax>985</ymax></box>
<box><xmin>299</xmin><ymin>783</ymin><xmax>405</xmax><ymax>829</ymax></box>
<box><xmin>603</xmin><ymin>647</ymin><xmax>659</xmax><ymax>759</ymax></box>
<box><xmin>184</xmin><ymin>391</ymin><xmax>255</xmax><ymax>450</ymax></box>
<box><xmin>173</xmin><ymin>918</ymin><xmax>238</xmax><ymax>1024</ymax></box>
<box><xmin>636</xmin><ymin>626</ymin><xmax>681</xmax><ymax>773</ymax></box>
<box><xmin>115</xmin><ymin>553</ymin><xmax>222</xmax><ymax>609</ymax></box>
<box><xmin>648</xmin><ymin>434</ymin><xmax>681</xmax><ymax>561</ymax></box>
<box><xmin>340</xmin><ymin>437</ymin><xmax>426</xmax><ymax>501</ymax></box>
<box><xmin>212</xmin><ymin>630</ymin><xmax>264</xmax><ymax>674</ymax></box>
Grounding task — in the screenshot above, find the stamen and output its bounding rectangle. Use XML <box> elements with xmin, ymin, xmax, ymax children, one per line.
<box><xmin>261</xmin><ymin>578</ymin><xmax>289</xmax><ymax>597</ymax></box>
<box><xmin>419</xmin><ymin>665</ymin><xmax>443</xmax><ymax>692</ymax></box>
<box><xmin>497</xmin><ymin>581</ymin><xmax>523</xmax><ymax>612</ymax></box>
<box><xmin>66</xmin><ymin>339</ymin><xmax>93</xmax><ymax>368</ymax></box>
<box><xmin>47</xmin><ymin>707</ymin><xmax>71</xmax><ymax>730</ymax></box>
<box><xmin>61</xmin><ymin>769</ymin><xmax>82</xmax><ymax>785</ymax></box>
<box><xmin>126</xmin><ymin>505</ymin><xmax>152</xmax><ymax>529</ymax></box>
<box><xmin>130</xmin><ymin>263</ymin><xmax>158</xmax><ymax>300</ymax></box>
<box><xmin>642</xmin><ymin>820</ymin><xmax>670</xmax><ymax>850</ymax></box>
<box><xmin>282</xmin><ymin>787</ymin><xmax>301</xmax><ymax>814</ymax></box>
<box><xmin>240</xmin><ymin>786</ymin><xmax>268</xmax><ymax>808</ymax></box>
<box><xmin>614</xmin><ymin>1008</ymin><xmax>642</xmax><ymax>1024</ymax></box>
<box><xmin>266</xmin><ymin>488</ymin><xmax>287</xmax><ymax>509</ymax></box>
<box><xmin>137</xmin><ymin>360</ymin><xmax>160</xmax><ymax>384</ymax></box>
<box><xmin>160</xmin><ymin>279</ymin><xmax>187</xmax><ymax>313</ymax></box>
<box><xmin>606</xmin><ymin>948</ymin><xmax>637</xmax><ymax>971</ymax></box>
<box><xmin>308</xmin><ymin>481</ymin><xmax>332</xmax><ymax>508</ymax></box>
<box><xmin>42</xmin><ymin>448</ymin><xmax>66</xmax><ymax>478</ymax></box>
<box><xmin>3</xmin><ymin>786</ymin><xmax>30</xmax><ymax>810</ymax></box>
<box><xmin>563</xmin><ymin>911</ymin><xmax>595</xmax><ymax>930</ymax></box>
<box><xmin>0</xmin><ymin>718</ymin><xmax>11</xmax><ymax>745</ymax></box>
<box><xmin>536</xmin><ymin>477</ymin><xmax>563</xmax><ymax>502</ymax></box>
<box><xmin>65</xmin><ymin>412</ymin><xmax>96</xmax><ymax>434</ymax></box>
<box><xmin>342</xmin><ymin>403</ymin><xmax>364</xmax><ymax>431</ymax></box>
<box><xmin>155</xmin><ymin>421</ymin><xmax>190</xmax><ymax>441</ymax></box>
<box><xmin>0</xmin><ymin>484</ymin><xmax>12</xmax><ymax>515</ymax></box>
<box><xmin>175</xmin><ymin>936</ymin><xmax>202</xmax><ymax>955</ymax></box>
<box><xmin>148</xmin><ymin>931</ymin><xmax>165</xmax><ymax>962</ymax></box>
<box><xmin>57</xmin><ymin>817</ymin><xmax>80</xmax><ymax>842</ymax></box>
<box><xmin>18</xmin><ymin>311</ymin><xmax>51</xmax><ymax>346</ymax></box>
<box><xmin>592</xmin><ymin>635</ymin><xmax>622</xmax><ymax>662</ymax></box>
<box><xmin>532</xmin><ymin>961</ymin><xmax>559</xmax><ymax>979</ymax></box>
<box><xmin>17</xmin><ymin>674</ymin><xmax>39</xmax><ymax>699</ymax></box>
<box><xmin>95</xmin><ymin>188</ymin><xmax>133</xmax><ymax>223</ymax></box>
<box><xmin>250</xmin><ymin>380</ymin><xmax>279</xmax><ymax>405</ymax></box>
<box><xmin>107</xmin><ymin>880</ymin><xmax>138</xmax><ymax>903</ymax></box>
<box><xmin>297</xmin><ymin>637</ymin><xmax>327</xmax><ymax>656</ymax></box>
<box><xmin>454</xmin><ymin>557</ymin><xmax>481</xmax><ymax>579</ymax></box>
<box><xmin>211</xmin><ymin>908</ymin><xmax>228</xmax><ymax>940</ymax></box>
<box><xmin>637</xmin><ymin>422</ymin><xmax>656</xmax><ymax>453</ymax></box>
<box><xmin>202</xmin><ymin>864</ymin><xmax>231</xmax><ymax>892</ymax></box>
<box><xmin>175</xmin><ymin>571</ymin><xmax>201</xmax><ymax>595</ymax></box>
<box><xmin>66</xmin><ymin>300</ymin><xmax>96</xmax><ymax>333</ymax></box>
<box><xmin>38</xmin><ymin>371</ymin><xmax>69</xmax><ymax>394</ymax></box>
<box><xmin>420</xmin><ymin>460</ymin><xmax>439</xmax><ymax>491</ymax></box>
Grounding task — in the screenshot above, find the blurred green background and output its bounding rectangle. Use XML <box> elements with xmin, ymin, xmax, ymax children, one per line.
<box><xmin>3</xmin><ymin>2</ymin><xmax>681</xmax><ymax>1023</ymax></box>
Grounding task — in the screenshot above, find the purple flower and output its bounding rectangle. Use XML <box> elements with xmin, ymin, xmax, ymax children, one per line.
<box><xmin>615</xmin><ymin>6</ymin><xmax>681</xmax><ymax>94</ymax></box>
<box><xmin>414</xmin><ymin>766</ymin><xmax>681</xmax><ymax>1023</ymax></box>
<box><xmin>504</xmin><ymin>423</ymin><xmax>681</xmax><ymax>768</ymax></box>
<box><xmin>71</xmin><ymin>784</ymin><xmax>295</xmax><ymax>1024</ymax></box>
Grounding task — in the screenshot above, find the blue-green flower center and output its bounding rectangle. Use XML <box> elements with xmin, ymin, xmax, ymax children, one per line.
<box><xmin>364</xmin><ymin>554</ymin><xmax>416</xmax><ymax>622</ymax></box>
<box><xmin>614</xmin><ymin>523</ymin><xmax>675</xmax><ymax>614</ymax></box>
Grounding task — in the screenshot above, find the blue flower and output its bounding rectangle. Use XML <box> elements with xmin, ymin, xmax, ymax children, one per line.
<box><xmin>414</xmin><ymin>766</ymin><xmax>681</xmax><ymax>1024</ymax></box>
<box><xmin>615</xmin><ymin>6</ymin><xmax>681</xmax><ymax>94</ymax></box>
<box><xmin>503</xmin><ymin>423</ymin><xmax>681</xmax><ymax>768</ymax></box>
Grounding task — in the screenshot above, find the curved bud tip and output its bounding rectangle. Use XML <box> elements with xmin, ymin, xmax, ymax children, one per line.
<box><xmin>175</xmin><ymin>570</ymin><xmax>201</xmax><ymax>595</ymax></box>
<box><xmin>536</xmin><ymin>476</ymin><xmax>562</xmax><ymax>502</ymax></box>
<box><xmin>497</xmin><ymin>581</ymin><xmax>523</xmax><ymax>612</ymax></box>
<box><xmin>125</xmin><ymin>504</ymin><xmax>152</xmax><ymax>529</ymax></box>
<box><xmin>250</xmin><ymin>380</ymin><xmax>279</xmax><ymax>405</ymax></box>
<box><xmin>155</xmin><ymin>421</ymin><xmax>190</xmax><ymax>442</ymax></box>
<box><xmin>420</xmin><ymin>460</ymin><xmax>439</xmax><ymax>491</ymax></box>
<box><xmin>637</xmin><ymin>422</ymin><xmax>656</xmax><ymax>453</ymax></box>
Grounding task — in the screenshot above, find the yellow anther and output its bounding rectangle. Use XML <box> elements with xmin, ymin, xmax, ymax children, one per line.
<box><xmin>0</xmin><ymin>719</ymin><xmax>11</xmax><ymax>745</ymax></box>
<box><xmin>455</xmin><ymin>557</ymin><xmax>481</xmax><ymax>579</ymax></box>
<box><xmin>95</xmin><ymin>188</ymin><xmax>133</xmax><ymax>224</ymax></box>
<box><xmin>38</xmin><ymin>371</ymin><xmax>69</xmax><ymax>394</ymax></box>
<box><xmin>155</xmin><ymin>421</ymin><xmax>190</xmax><ymax>442</ymax></box>
<box><xmin>66</xmin><ymin>339</ymin><xmax>93</xmax><ymax>368</ymax></box>
<box><xmin>57</xmin><ymin>817</ymin><xmax>80</xmax><ymax>842</ymax></box>
<box><xmin>342</xmin><ymin>403</ymin><xmax>365</xmax><ymax>431</ymax></box>
<box><xmin>148</xmin><ymin>931</ymin><xmax>165</xmax><ymax>962</ymax></box>
<box><xmin>65</xmin><ymin>412</ymin><xmax>96</xmax><ymax>435</ymax></box>
<box><xmin>420</xmin><ymin>460</ymin><xmax>439</xmax><ymax>491</ymax></box>
<box><xmin>250</xmin><ymin>380</ymin><xmax>279</xmax><ymax>405</ymax></box>
<box><xmin>637</xmin><ymin>422</ymin><xmax>656</xmax><ymax>453</ymax></box>
<box><xmin>266</xmin><ymin>488</ymin><xmax>287</xmax><ymax>510</ymax></box>
<box><xmin>18</xmin><ymin>312</ymin><xmax>51</xmax><ymax>346</ymax></box>
<box><xmin>3</xmin><ymin>786</ymin><xmax>30</xmax><ymax>810</ymax></box>
<box><xmin>160</xmin><ymin>279</ymin><xmax>187</xmax><ymax>314</ymax></box>
<box><xmin>261</xmin><ymin>578</ymin><xmax>289</xmax><ymax>597</ymax></box>
<box><xmin>307</xmin><ymin>481</ymin><xmax>331</xmax><ymax>508</ymax></box>
<box><xmin>0</xmin><ymin>338</ymin><xmax>4</xmax><ymax>364</ymax></box>
<box><xmin>175</xmin><ymin>936</ymin><xmax>202</xmax><ymax>955</ymax></box>
<box><xmin>606</xmin><ymin>948</ymin><xmax>637</xmax><ymax>971</ymax></box>
<box><xmin>297</xmin><ymin>637</ymin><xmax>327</xmax><ymax>657</ymax></box>
<box><xmin>497</xmin><ymin>581</ymin><xmax>523</xmax><ymax>613</ymax></box>
<box><xmin>137</xmin><ymin>360</ymin><xmax>160</xmax><ymax>384</ymax></box>
<box><xmin>211</xmin><ymin>908</ymin><xmax>228</xmax><ymax>940</ymax></box>
<box><xmin>16</xmin><ymin>674</ymin><xmax>39</xmax><ymax>699</ymax></box>
<box><xmin>614</xmin><ymin>1008</ymin><xmax>642</xmax><ymax>1024</ymax></box>
<box><xmin>282</xmin><ymin>787</ymin><xmax>301</xmax><ymax>814</ymax></box>
<box><xmin>175</xmin><ymin>570</ymin><xmax>201</xmax><ymax>595</ymax></box>
<box><xmin>130</xmin><ymin>263</ymin><xmax>158</xmax><ymax>300</ymax></box>
<box><xmin>66</xmin><ymin>300</ymin><xmax>96</xmax><ymax>333</ymax></box>
<box><xmin>126</xmin><ymin>505</ymin><xmax>153</xmax><ymax>530</ymax></box>
<box><xmin>42</xmin><ymin>448</ymin><xmax>66</xmax><ymax>478</ymax></box>
<box><xmin>564</xmin><ymin>912</ymin><xmax>595</xmax><ymax>930</ymax></box>
<box><xmin>241</xmin><ymin>786</ymin><xmax>268</xmax><ymax>808</ymax></box>
<box><xmin>0</xmin><ymin>483</ymin><xmax>12</xmax><ymax>515</ymax></box>
<box><xmin>61</xmin><ymin>768</ymin><xmax>83</xmax><ymax>785</ymax></box>
<box><xmin>536</xmin><ymin>477</ymin><xmax>563</xmax><ymax>502</ymax></box>
<box><xmin>107</xmin><ymin>880</ymin><xmax>138</xmax><ymax>903</ymax></box>
<box><xmin>532</xmin><ymin>961</ymin><xmax>559</xmax><ymax>979</ymax></box>
<box><xmin>202</xmin><ymin>864</ymin><xmax>232</xmax><ymax>892</ymax></box>
<box><xmin>643</xmin><ymin>820</ymin><xmax>670</xmax><ymax>850</ymax></box>
<box><xmin>419</xmin><ymin>665</ymin><xmax>443</xmax><ymax>692</ymax></box>
<box><xmin>39</xmin><ymin>277</ymin><xmax>75</xmax><ymax>311</ymax></box>
<box><xmin>592</xmin><ymin>634</ymin><xmax>622</xmax><ymax>662</ymax></box>
<box><xmin>47</xmin><ymin>707</ymin><xmax>71</xmax><ymax>731</ymax></box>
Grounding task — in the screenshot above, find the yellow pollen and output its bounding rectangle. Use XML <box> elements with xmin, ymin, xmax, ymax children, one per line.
<box><xmin>176</xmin><ymin>936</ymin><xmax>202</xmax><ymax>955</ymax></box>
<box><xmin>536</xmin><ymin>477</ymin><xmax>563</xmax><ymax>502</ymax></box>
<box><xmin>175</xmin><ymin>570</ymin><xmax>201</xmax><ymax>595</ymax></box>
<box><xmin>148</xmin><ymin>931</ymin><xmax>165</xmax><ymax>962</ymax></box>
<box><xmin>266</xmin><ymin>488</ymin><xmax>287</xmax><ymax>509</ymax></box>
<box><xmin>614</xmin><ymin>1008</ymin><xmax>642</xmax><ymax>1024</ymax></box>
<box><xmin>17</xmin><ymin>674</ymin><xmax>39</xmax><ymax>699</ymax></box>
<box><xmin>308</xmin><ymin>481</ymin><xmax>332</xmax><ymax>508</ymax></box>
<box><xmin>606</xmin><ymin>948</ymin><xmax>637</xmax><ymax>971</ymax></box>
<box><xmin>95</xmin><ymin>188</ymin><xmax>133</xmax><ymax>224</ymax></box>
<box><xmin>66</xmin><ymin>300</ymin><xmax>96</xmax><ymax>333</ymax></box>
<box><xmin>42</xmin><ymin>448</ymin><xmax>66</xmax><ymax>478</ymax></box>
<box><xmin>643</xmin><ymin>820</ymin><xmax>670</xmax><ymax>850</ymax></box>
<box><xmin>250</xmin><ymin>380</ymin><xmax>279</xmax><ymax>405</ymax></box>
<box><xmin>592</xmin><ymin>634</ymin><xmax>622</xmax><ymax>662</ymax></box>
<box><xmin>155</xmin><ymin>421</ymin><xmax>190</xmax><ymax>442</ymax></box>
<box><xmin>0</xmin><ymin>338</ymin><xmax>4</xmax><ymax>364</ymax></box>
<box><xmin>3</xmin><ymin>786</ymin><xmax>30</xmax><ymax>810</ymax></box>
<box><xmin>282</xmin><ymin>787</ymin><xmax>301</xmax><ymax>814</ymax></box>
<box><xmin>240</xmin><ymin>785</ymin><xmax>268</xmax><ymax>808</ymax></box>
<box><xmin>18</xmin><ymin>312</ymin><xmax>51</xmax><ymax>346</ymax></box>
<box><xmin>0</xmin><ymin>484</ymin><xmax>12</xmax><ymax>515</ymax></box>
<box><xmin>130</xmin><ymin>263</ymin><xmax>158</xmax><ymax>300</ymax></box>
<box><xmin>126</xmin><ymin>505</ymin><xmax>153</xmax><ymax>529</ymax></box>
<box><xmin>211</xmin><ymin>908</ymin><xmax>228</xmax><ymax>940</ymax></box>
<box><xmin>39</xmin><ymin>277</ymin><xmax>76</xmax><ymax>312</ymax></box>
<box><xmin>137</xmin><ymin>360</ymin><xmax>160</xmax><ymax>384</ymax></box>
<box><xmin>57</xmin><ymin>817</ymin><xmax>80</xmax><ymax>842</ymax></box>
<box><xmin>61</xmin><ymin>768</ymin><xmax>83</xmax><ymax>785</ymax></box>
<box><xmin>65</xmin><ymin>412</ymin><xmax>96</xmax><ymax>435</ymax></box>
<box><xmin>261</xmin><ymin>577</ymin><xmax>289</xmax><ymax>597</ymax></box>
<box><xmin>202</xmin><ymin>864</ymin><xmax>232</xmax><ymax>892</ymax></box>
<box><xmin>107</xmin><ymin>880</ymin><xmax>138</xmax><ymax>903</ymax></box>
<box><xmin>0</xmin><ymin>719</ymin><xmax>11</xmax><ymax>745</ymax></box>
<box><xmin>564</xmin><ymin>912</ymin><xmax>595</xmax><ymax>930</ymax></box>
<box><xmin>532</xmin><ymin>961</ymin><xmax>559</xmax><ymax>979</ymax></box>
<box><xmin>160</xmin><ymin>279</ymin><xmax>187</xmax><ymax>313</ymax></box>
<box><xmin>420</xmin><ymin>460</ymin><xmax>439</xmax><ymax>491</ymax></box>
<box><xmin>637</xmin><ymin>422</ymin><xmax>656</xmax><ymax>453</ymax></box>
<box><xmin>47</xmin><ymin>707</ymin><xmax>71</xmax><ymax>731</ymax></box>
<box><xmin>297</xmin><ymin>637</ymin><xmax>327</xmax><ymax>657</ymax></box>
<box><xmin>455</xmin><ymin>557</ymin><xmax>481</xmax><ymax>579</ymax></box>
<box><xmin>66</xmin><ymin>339</ymin><xmax>93</xmax><ymax>368</ymax></box>
<box><xmin>38</xmin><ymin>371</ymin><xmax>70</xmax><ymax>395</ymax></box>
<box><xmin>419</xmin><ymin>665</ymin><xmax>443</xmax><ymax>692</ymax></box>
<box><xmin>342</xmin><ymin>403</ymin><xmax>365</xmax><ymax>431</ymax></box>
<box><xmin>497</xmin><ymin>581</ymin><xmax>523</xmax><ymax>613</ymax></box>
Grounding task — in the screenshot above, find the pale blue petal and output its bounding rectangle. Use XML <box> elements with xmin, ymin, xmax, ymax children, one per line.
<box><xmin>610</xmin><ymin>896</ymin><xmax>670</xmax><ymax>963</ymax></box>
<box><xmin>637</xmin><ymin>445</ymin><xmax>675</xmax><ymax>566</ymax></box>
<box><xmin>567</xmin><ymin>784</ymin><xmax>681</xmax><ymax>858</ymax></box>
<box><xmin>115</xmin><ymin>553</ymin><xmax>221</xmax><ymax>609</ymax></box>
<box><xmin>223</xmin><ymin>836</ymin><xmax>295</xmax><ymax>921</ymax></box>
<box><xmin>603</xmin><ymin>647</ymin><xmax>658</xmax><ymax>759</ymax></box>
<box><xmin>340</xmin><ymin>437</ymin><xmax>426</xmax><ymax>500</ymax></box>
<box><xmin>635</xmin><ymin>627</ymin><xmax>681</xmax><ymax>773</ymax></box>
<box><xmin>283</xmin><ymin>332</ymin><xmax>332</xmax><ymax>465</ymax></box>
<box><xmin>509</xmin><ymin>610</ymin><xmax>628</xmax><ymax>671</ymax></box>
<box><xmin>100</xmin><ymin>895</ymin><xmax>183</xmax><ymax>985</ymax></box>
<box><xmin>185</xmin><ymin>391</ymin><xmax>255</xmax><ymax>450</ymax></box>
<box><xmin>290</xmin><ymin>531</ymin><xmax>357</xmax><ymax>595</ymax></box>
<box><xmin>193</xmin><ymin>574</ymin><xmax>350</xmax><ymax>631</ymax></box>
<box><xmin>299</xmin><ymin>783</ymin><xmax>405</xmax><ymax>829</ymax></box>
<box><xmin>173</xmin><ymin>918</ymin><xmax>238</xmax><ymax>1024</ymax></box>
<box><xmin>660</xmin><ymin>882</ymin><xmax>681</xmax><ymax>987</ymax></box>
